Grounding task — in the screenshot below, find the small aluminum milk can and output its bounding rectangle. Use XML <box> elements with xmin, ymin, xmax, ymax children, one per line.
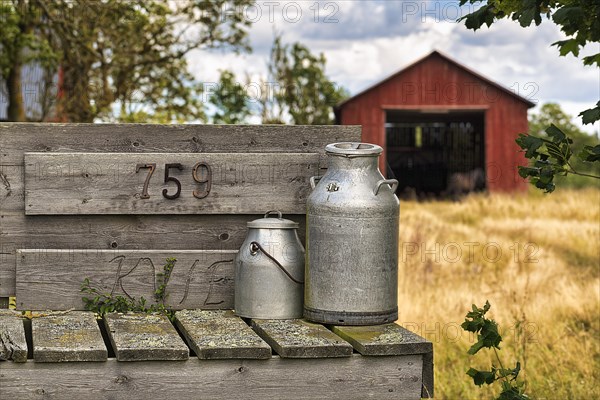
<box><xmin>304</xmin><ymin>142</ymin><xmax>399</xmax><ymax>325</ymax></box>
<box><xmin>235</xmin><ymin>211</ymin><xmax>305</xmax><ymax>319</ymax></box>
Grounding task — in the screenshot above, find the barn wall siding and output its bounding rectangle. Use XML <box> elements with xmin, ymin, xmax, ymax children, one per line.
<box><xmin>338</xmin><ymin>53</ymin><xmax>531</xmax><ymax>193</ymax></box>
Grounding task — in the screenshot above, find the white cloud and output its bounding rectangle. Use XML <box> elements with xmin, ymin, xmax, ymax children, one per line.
<box><xmin>185</xmin><ymin>0</ymin><xmax>599</xmax><ymax>131</ymax></box>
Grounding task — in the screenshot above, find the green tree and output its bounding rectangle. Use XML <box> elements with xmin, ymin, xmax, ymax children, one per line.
<box><xmin>459</xmin><ymin>0</ymin><xmax>600</xmax><ymax>191</ymax></box>
<box><xmin>2</xmin><ymin>0</ymin><xmax>253</xmax><ymax>123</ymax></box>
<box><xmin>256</xmin><ymin>75</ymin><xmax>285</xmax><ymax>124</ymax></box>
<box><xmin>209</xmin><ymin>70</ymin><xmax>252</xmax><ymax>124</ymax></box>
<box><xmin>528</xmin><ymin>103</ymin><xmax>600</xmax><ymax>188</ymax></box>
<box><xmin>268</xmin><ymin>34</ymin><xmax>349</xmax><ymax>125</ymax></box>
<box><xmin>207</xmin><ymin>35</ymin><xmax>349</xmax><ymax>125</ymax></box>
<box><xmin>529</xmin><ymin>103</ymin><xmax>586</xmax><ymax>137</ymax></box>
<box><xmin>1</xmin><ymin>0</ymin><xmax>58</xmax><ymax>121</ymax></box>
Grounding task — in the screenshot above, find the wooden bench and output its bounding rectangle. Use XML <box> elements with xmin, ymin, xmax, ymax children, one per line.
<box><xmin>0</xmin><ymin>123</ymin><xmax>433</xmax><ymax>399</ymax></box>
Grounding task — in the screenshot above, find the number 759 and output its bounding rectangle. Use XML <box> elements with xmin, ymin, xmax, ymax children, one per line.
<box><xmin>135</xmin><ymin>162</ymin><xmax>212</xmax><ymax>200</ymax></box>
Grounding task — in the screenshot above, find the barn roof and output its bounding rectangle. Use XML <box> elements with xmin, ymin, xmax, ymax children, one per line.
<box><xmin>336</xmin><ymin>50</ymin><xmax>536</xmax><ymax>109</ymax></box>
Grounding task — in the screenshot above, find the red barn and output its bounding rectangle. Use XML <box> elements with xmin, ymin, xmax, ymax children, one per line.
<box><xmin>335</xmin><ymin>51</ymin><xmax>535</xmax><ymax>195</ymax></box>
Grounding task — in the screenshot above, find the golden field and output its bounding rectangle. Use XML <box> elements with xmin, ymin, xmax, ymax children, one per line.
<box><xmin>397</xmin><ymin>188</ymin><xmax>600</xmax><ymax>399</ymax></box>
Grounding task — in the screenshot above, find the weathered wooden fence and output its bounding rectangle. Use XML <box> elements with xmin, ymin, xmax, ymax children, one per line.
<box><xmin>0</xmin><ymin>123</ymin><xmax>358</xmax><ymax>303</ymax></box>
<box><xmin>0</xmin><ymin>123</ymin><xmax>433</xmax><ymax>400</ymax></box>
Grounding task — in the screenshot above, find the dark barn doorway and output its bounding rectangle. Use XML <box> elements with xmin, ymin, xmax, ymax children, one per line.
<box><xmin>385</xmin><ymin>110</ymin><xmax>486</xmax><ymax>198</ymax></box>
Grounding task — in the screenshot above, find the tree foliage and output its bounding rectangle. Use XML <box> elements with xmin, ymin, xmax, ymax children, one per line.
<box><xmin>1</xmin><ymin>0</ymin><xmax>253</xmax><ymax>123</ymax></box>
<box><xmin>523</xmin><ymin>103</ymin><xmax>600</xmax><ymax>190</ymax></box>
<box><xmin>529</xmin><ymin>103</ymin><xmax>585</xmax><ymax>137</ymax></box>
<box><xmin>267</xmin><ymin>34</ymin><xmax>349</xmax><ymax>125</ymax></box>
<box><xmin>459</xmin><ymin>0</ymin><xmax>600</xmax><ymax>67</ymax></box>
<box><xmin>1</xmin><ymin>0</ymin><xmax>58</xmax><ymax>121</ymax></box>
<box><xmin>459</xmin><ymin>0</ymin><xmax>600</xmax><ymax>191</ymax></box>
<box><xmin>208</xmin><ymin>70</ymin><xmax>252</xmax><ymax>124</ymax></box>
<box><xmin>207</xmin><ymin>35</ymin><xmax>348</xmax><ymax>125</ymax></box>
<box><xmin>516</xmin><ymin>119</ymin><xmax>600</xmax><ymax>192</ymax></box>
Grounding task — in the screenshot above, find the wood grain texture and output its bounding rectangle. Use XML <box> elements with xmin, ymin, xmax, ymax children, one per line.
<box><xmin>250</xmin><ymin>319</ymin><xmax>352</xmax><ymax>358</ymax></box>
<box><xmin>330</xmin><ymin>324</ymin><xmax>433</xmax><ymax>356</ymax></box>
<box><xmin>0</xmin><ymin>310</ymin><xmax>28</xmax><ymax>362</ymax></box>
<box><xmin>103</xmin><ymin>312</ymin><xmax>189</xmax><ymax>361</ymax></box>
<box><xmin>422</xmin><ymin>350</ymin><xmax>434</xmax><ymax>398</ymax></box>
<box><xmin>32</xmin><ymin>311</ymin><xmax>107</xmax><ymax>362</ymax></box>
<box><xmin>0</xmin><ymin>212</ymin><xmax>305</xmax><ymax>297</ymax></box>
<box><xmin>174</xmin><ymin>310</ymin><xmax>271</xmax><ymax>360</ymax></box>
<box><xmin>0</xmin><ymin>355</ymin><xmax>423</xmax><ymax>400</ymax></box>
<box><xmin>331</xmin><ymin>324</ymin><xmax>434</xmax><ymax>398</ymax></box>
<box><xmin>24</xmin><ymin>152</ymin><xmax>320</xmax><ymax>215</ymax></box>
<box><xmin>16</xmin><ymin>249</ymin><xmax>237</xmax><ymax>311</ymax></box>
<box><xmin>0</xmin><ymin>165</ymin><xmax>23</xmax><ymax>211</ymax></box>
<box><xmin>0</xmin><ymin>123</ymin><xmax>361</xmax><ymax>165</ymax></box>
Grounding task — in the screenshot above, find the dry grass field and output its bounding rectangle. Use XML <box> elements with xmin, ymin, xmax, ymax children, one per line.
<box><xmin>397</xmin><ymin>188</ymin><xmax>600</xmax><ymax>399</ymax></box>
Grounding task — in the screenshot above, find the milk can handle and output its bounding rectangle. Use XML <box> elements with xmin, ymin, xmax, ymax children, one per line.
<box><xmin>374</xmin><ymin>179</ymin><xmax>399</xmax><ymax>195</ymax></box>
<box><xmin>310</xmin><ymin>175</ymin><xmax>323</xmax><ymax>190</ymax></box>
<box><xmin>264</xmin><ymin>210</ymin><xmax>283</xmax><ymax>219</ymax></box>
<box><xmin>249</xmin><ymin>241</ymin><xmax>304</xmax><ymax>285</ymax></box>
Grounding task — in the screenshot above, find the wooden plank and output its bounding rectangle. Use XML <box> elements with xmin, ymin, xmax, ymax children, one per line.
<box><xmin>0</xmin><ymin>212</ymin><xmax>305</xmax><ymax>251</ymax></box>
<box><xmin>32</xmin><ymin>311</ymin><xmax>107</xmax><ymax>362</ymax></box>
<box><xmin>0</xmin><ymin>123</ymin><xmax>361</xmax><ymax>166</ymax></box>
<box><xmin>174</xmin><ymin>310</ymin><xmax>271</xmax><ymax>360</ymax></box>
<box><xmin>16</xmin><ymin>249</ymin><xmax>237</xmax><ymax>311</ymax></box>
<box><xmin>0</xmin><ymin>212</ymin><xmax>305</xmax><ymax>297</ymax></box>
<box><xmin>331</xmin><ymin>324</ymin><xmax>434</xmax><ymax>398</ymax></box>
<box><xmin>251</xmin><ymin>319</ymin><xmax>353</xmax><ymax>358</ymax></box>
<box><xmin>330</xmin><ymin>324</ymin><xmax>433</xmax><ymax>356</ymax></box>
<box><xmin>0</xmin><ymin>262</ymin><xmax>13</xmax><ymax>297</ymax></box>
<box><xmin>422</xmin><ymin>350</ymin><xmax>434</xmax><ymax>398</ymax></box>
<box><xmin>103</xmin><ymin>312</ymin><xmax>188</xmax><ymax>361</ymax></box>
<box><xmin>0</xmin><ymin>310</ymin><xmax>28</xmax><ymax>362</ymax></box>
<box><xmin>0</xmin><ymin>214</ymin><xmax>304</xmax><ymax>298</ymax></box>
<box><xmin>24</xmin><ymin>152</ymin><xmax>319</xmax><ymax>215</ymax></box>
<box><xmin>0</xmin><ymin>165</ymin><xmax>23</xmax><ymax>211</ymax></box>
<box><xmin>0</xmin><ymin>355</ymin><xmax>424</xmax><ymax>400</ymax></box>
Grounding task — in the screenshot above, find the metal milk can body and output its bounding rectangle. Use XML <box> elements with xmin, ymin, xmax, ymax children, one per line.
<box><xmin>304</xmin><ymin>143</ymin><xmax>399</xmax><ymax>325</ymax></box>
<box><xmin>235</xmin><ymin>211</ymin><xmax>305</xmax><ymax>319</ymax></box>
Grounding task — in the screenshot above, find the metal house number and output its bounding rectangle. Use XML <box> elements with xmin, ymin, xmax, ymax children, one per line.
<box><xmin>135</xmin><ymin>162</ymin><xmax>212</xmax><ymax>200</ymax></box>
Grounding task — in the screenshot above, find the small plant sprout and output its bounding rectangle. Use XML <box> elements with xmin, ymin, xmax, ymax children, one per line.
<box><xmin>462</xmin><ymin>301</ymin><xmax>530</xmax><ymax>400</ymax></box>
<box><xmin>81</xmin><ymin>258</ymin><xmax>177</xmax><ymax>321</ymax></box>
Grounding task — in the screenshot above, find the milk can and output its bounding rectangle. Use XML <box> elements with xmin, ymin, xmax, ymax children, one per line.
<box><xmin>235</xmin><ymin>211</ymin><xmax>305</xmax><ymax>319</ymax></box>
<box><xmin>304</xmin><ymin>143</ymin><xmax>399</xmax><ymax>325</ymax></box>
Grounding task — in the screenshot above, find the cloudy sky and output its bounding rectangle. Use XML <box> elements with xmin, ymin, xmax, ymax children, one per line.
<box><xmin>187</xmin><ymin>0</ymin><xmax>599</xmax><ymax>131</ymax></box>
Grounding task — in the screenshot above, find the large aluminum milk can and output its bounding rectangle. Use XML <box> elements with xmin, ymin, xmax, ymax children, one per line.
<box><xmin>235</xmin><ymin>211</ymin><xmax>305</xmax><ymax>319</ymax></box>
<box><xmin>304</xmin><ymin>143</ymin><xmax>399</xmax><ymax>325</ymax></box>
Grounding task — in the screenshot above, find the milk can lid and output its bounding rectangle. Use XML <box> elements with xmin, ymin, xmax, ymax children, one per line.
<box><xmin>247</xmin><ymin>210</ymin><xmax>299</xmax><ymax>229</ymax></box>
<box><xmin>326</xmin><ymin>142</ymin><xmax>383</xmax><ymax>156</ymax></box>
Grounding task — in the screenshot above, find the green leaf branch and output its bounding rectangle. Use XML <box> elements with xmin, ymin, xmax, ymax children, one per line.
<box><xmin>457</xmin><ymin>2</ymin><xmax>599</xmax><ymax>192</ymax></box>
<box><xmin>516</xmin><ymin>122</ymin><xmax>600</xmax><ymax>192</ymax></box>
<box><xmin>462</xmin><ymin>301</ymin><xmax>530</xmax><ymax>400</ymax></box>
